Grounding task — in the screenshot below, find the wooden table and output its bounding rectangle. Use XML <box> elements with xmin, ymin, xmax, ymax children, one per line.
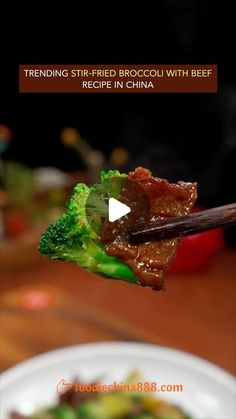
<box><xmin>0</xmin><ymin>241</ymin><xmax>236</xmax><ymax>375</ymax></box>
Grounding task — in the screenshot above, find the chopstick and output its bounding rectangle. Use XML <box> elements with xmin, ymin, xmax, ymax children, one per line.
<box><xmin>128</xmin><ymin>203</ymin><xmax>236</xmax><ymax>243</ymax></box>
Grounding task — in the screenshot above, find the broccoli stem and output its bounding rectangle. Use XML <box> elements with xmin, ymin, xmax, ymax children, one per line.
<box><xmin>97</xmin><ymin>260</ymin><xmax>137</xmax><ymax>283</ymax></box>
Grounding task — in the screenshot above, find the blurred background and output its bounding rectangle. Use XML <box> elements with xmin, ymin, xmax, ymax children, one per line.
<box><xmin>0</xmin><ymin>0</ymin><xmax>235</xmax><ymax>377</ymax></box>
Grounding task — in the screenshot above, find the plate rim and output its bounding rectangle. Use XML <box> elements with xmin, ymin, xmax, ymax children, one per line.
<box><xmin>1</xmin><ymin>341</ymin><xmax>235</xmax><ymax>392</ymax></box>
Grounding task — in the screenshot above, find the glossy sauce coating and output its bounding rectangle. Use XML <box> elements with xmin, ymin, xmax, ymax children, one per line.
<box><xmin>101</xmin><ymin>167</ymin><xmax>197</xmax><ymax>290</ymax></box>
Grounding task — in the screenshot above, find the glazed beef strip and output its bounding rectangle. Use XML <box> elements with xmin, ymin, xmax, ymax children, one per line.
<box><xmin>100</xmin><ymin>167</ymin><xmax>197</xmax><ymax>290</ymax></box>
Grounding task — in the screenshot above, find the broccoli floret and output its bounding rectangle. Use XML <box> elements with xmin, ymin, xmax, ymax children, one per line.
<box><xmin>38</xmin><ymin>170</ymin><xmax>137</xmax><ymax>284</ymax></box>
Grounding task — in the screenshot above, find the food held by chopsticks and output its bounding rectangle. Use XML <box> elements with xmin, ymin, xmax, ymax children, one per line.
<box><xmin>39</xmin><ymin>167</ymin><xmax>197</xmax><ymax>290</ymax></box>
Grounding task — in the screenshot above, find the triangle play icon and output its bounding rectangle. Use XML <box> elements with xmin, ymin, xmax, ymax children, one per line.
<box><xmin>108</xmin><ymin>198</ymin><xmax>131</xmax><ymax>222</ymax></box>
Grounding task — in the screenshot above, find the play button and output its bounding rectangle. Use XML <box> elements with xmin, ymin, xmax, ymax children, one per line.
<box><xmin>85</xmin><ymin>174</ymin><xmax>150</xmax><ymax>235</ymax></box>
<box><xmin>108</xmin><ymin>198</ymin><xmax>131</xmax><ymax>222</ymax></box>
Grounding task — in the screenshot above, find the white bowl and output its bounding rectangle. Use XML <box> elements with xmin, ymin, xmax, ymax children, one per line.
<box><xmin>0</xmin><ymin>342</ymin><xmax>235</xmax><ymax>419</ymax></box>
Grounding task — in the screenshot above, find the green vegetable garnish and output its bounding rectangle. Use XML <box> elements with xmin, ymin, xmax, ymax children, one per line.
<box><xmin>48</xmin><ymin>405</ymin><xmax>77</xmax><ymax>419</ymax></box>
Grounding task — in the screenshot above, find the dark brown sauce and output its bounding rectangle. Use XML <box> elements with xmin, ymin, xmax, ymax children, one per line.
<box><xmin>100</xmin><ymin>167</ymin><xmax>197</xmax><ymax>290</ymax></box>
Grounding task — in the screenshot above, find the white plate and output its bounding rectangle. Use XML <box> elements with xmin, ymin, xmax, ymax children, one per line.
<box><xmin>0</xmin><ymin>342</ymin><xmax>235</xmax><ymax>419</ymax></box>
